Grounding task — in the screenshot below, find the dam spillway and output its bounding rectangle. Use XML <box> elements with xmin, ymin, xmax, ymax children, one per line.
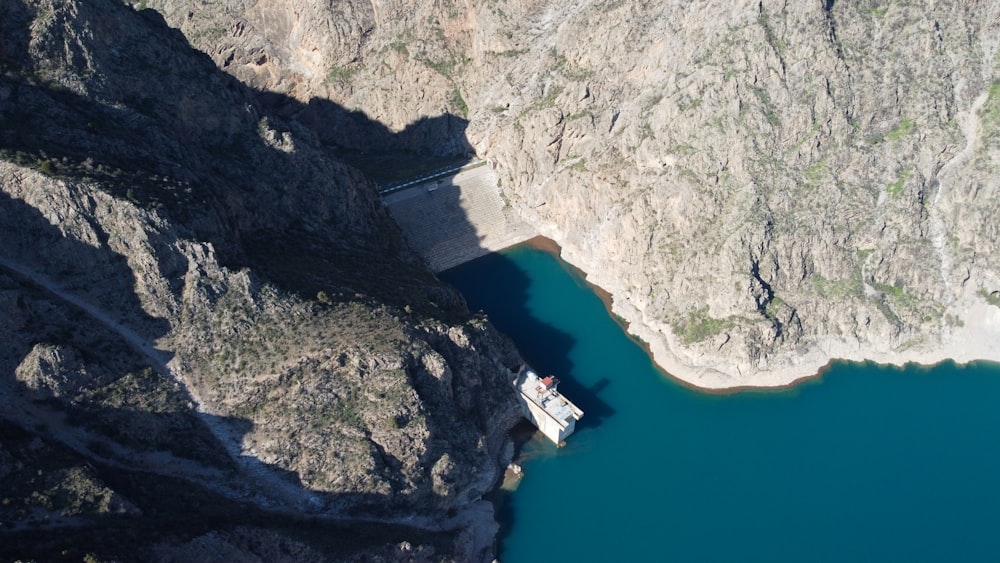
<box><xmin>381</xmin><ymin>163</ymin><xmax>536</xmax><ymax>272</ymax></box>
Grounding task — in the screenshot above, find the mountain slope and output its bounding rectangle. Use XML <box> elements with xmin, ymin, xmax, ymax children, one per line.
<box><xmin>0</xmin><ymin>1</ymin><xmax>521</xmax><ymax>560</ymax></box>
<box><xmin>149</xmin><ymin>0</ymin><xmax>1000</xmax><ymax>387</ymax></box>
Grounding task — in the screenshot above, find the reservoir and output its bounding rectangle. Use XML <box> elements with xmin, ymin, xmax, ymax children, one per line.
<box><xmin>440</xmin><ymin>242</ymin><xmax>1000</xmax><ymax>562</ymax></box>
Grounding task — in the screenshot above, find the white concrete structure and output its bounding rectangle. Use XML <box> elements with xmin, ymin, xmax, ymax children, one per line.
<box><xmin>382</xmin><ymin>164</ymin><xmax>537</xmax><ymax>272</ymax></box>
<box><xmin>514</xmin><ymin>367</ymin><xmax>584</xmax><ymax>445</ymax></box>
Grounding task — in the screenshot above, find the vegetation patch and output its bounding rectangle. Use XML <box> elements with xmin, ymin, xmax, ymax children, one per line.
<box><xmin>764</xmin><ymin>295</ymin><xmax>787</xmax><ymax>319</ymax></box>
<box><xmin>981</xmin><ymin>82</ymin><xmax>1000</xmax><ymax>140</ymax></box>
<box><xmin>945</xmin><ymin>313</ymin><xmax>965</xmax><ymax>327</ymax></box>
<box><xmin>324</xmin><ymin>65</ymin><xmax>358</xmax><ymax>83</ymax></box>
<box><xmin>665</xmin><ymin>143</ymin><xmax>698</xmax><ymax>156</ymax></box>
<box><xmin>804</xmin><ymin>157</ymin><xmax>827</xmax><ymax>186</ymax></box>
<box><xmin>872</xmin><ymin>281</ymin><xmax>922</xmax><ymax>313</ymax></box>
<box><xmin>886</xmin><ymin>168</ymin><xmax>910</xmax><ymax>197</ymax></box>
<box><xmin>758</xmin><ymin>7</ymin><xmax>788</xmax><ymax>62</ymax></box>
<box><xmin>885</xmin><ymin>118</ymin><xmax>916</xmax><ymax>142</ymax></box>
<box><xmin>874</xmin><ymin>297</ymin><xmax>902</xmax><ymax>327</ymax></box>
<box><xmin>494</xmin><ymin>48</ymin><xmax>528</xmax><ymax>58</ymax></box>
<box><xmin>529</xmin><ymin>85</ymin><xmax>563</xmax><ymax>113</ymax></box>
<box><xmin>389</xmin><ymin>42</ymin><xmax>409</xmax><ymax>56</ymax></box>
<box><xmin>542</xmin><ymin>48</ymin><xmax>591</xmax><ymax>85</ymax></box>
<box><xmin>748</xmin><ymin>85</ymin><xmax>780</xmax><ymax>127</ymax></box>
<box><xmin>676</xmin><ymin>93</ymin><xmax>702</xmax><ymax>113</ymax></box>
<box><xmin>449</xmin><ymin>87</ymin><xmax>468</xmax><ymax>118</ymax></box>
<box><xmin>812</xmin><ymin>274</ymin><xmax>863</xmax><ymax>299</ymax></box>
<box><xmin>419</xmin><ymin>55</ymin><xmax>466</xmax><ymax>78</ymax></box>
<box><xmin>787</xmin><ymin>122</ymin><xmax>822</xmax><ymax>155</ymax></box>
<box><xmin>978</xmin><ymin>288</ymin><xmax>1000</xmax><ymax>308</ymax></box>
<box><xmin>672</xmin><ymin>306</ymin><xmax>734</xmax><ymax>345</ymax></box>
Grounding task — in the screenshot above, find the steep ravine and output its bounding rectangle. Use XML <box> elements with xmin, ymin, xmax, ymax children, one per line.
<box><xmin>1</xmin><ymin>1</ymin><xmax>523</xmax><ymax>561</ymax></box>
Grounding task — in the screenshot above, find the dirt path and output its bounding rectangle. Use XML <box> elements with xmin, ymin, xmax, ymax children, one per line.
<box><xmin>0</xmin><ymin>255</ymin><xmax>172</xmax><ymax>375</ymax></box>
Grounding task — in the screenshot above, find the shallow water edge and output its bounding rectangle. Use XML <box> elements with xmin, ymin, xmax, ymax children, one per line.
<box><xmin>508</xmin><ymin>235</ymin><xmax>1000</xmax><ymax>394</ymax></box>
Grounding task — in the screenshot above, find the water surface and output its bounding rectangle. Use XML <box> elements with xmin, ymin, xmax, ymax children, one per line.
<box><xmin>441</xmin><ymin>245</ymin><xmax>1000</xmax><ymax>562</ymax></box>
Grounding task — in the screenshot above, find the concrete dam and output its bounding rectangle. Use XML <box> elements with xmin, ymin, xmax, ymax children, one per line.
<box><xmin>381</xmin><ymin>163</ymin><xmax>537</xmax><ymax>272</ymax></box>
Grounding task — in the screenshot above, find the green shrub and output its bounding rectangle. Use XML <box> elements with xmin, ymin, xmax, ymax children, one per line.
<box><xmin>449</xmin><ymin>87</ymin><xmax>468</xmax><ymax>118</ymax></box>
<box><xmin>978</xmin><ymin>289</ymin><xmax>1000</xmax><ymax>308</ymax></box>
<box><xmin>672</xmin><ymin>306</ymin><xmax>733</xmax><ymax>345</ymax></box>
<box><xmin>325</xmin><ymin>65</ymin><xmax>357</xmax><ymax>83</ymax></box>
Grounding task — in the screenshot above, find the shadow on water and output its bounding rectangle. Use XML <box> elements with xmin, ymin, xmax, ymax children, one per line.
<box><xmin>439</xmin><ymin>243</ymin><xmax>622</xmax><ymax>555</ymax></box>
<box><xmin>439</xmin><ymin>251</ymin><xmax>616</xmax><ymax>432</ymax></box>
<box><xmin>432</xmin><ymin>227</ymin><xmax>623</xmax><ymax>557</ymax></box>
<box><xmin>0</xmin><ymin>0</ymin><xmax>637</xmax><ymax>559</ymax></box>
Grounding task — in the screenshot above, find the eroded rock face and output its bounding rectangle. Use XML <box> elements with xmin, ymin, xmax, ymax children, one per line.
<box><xmin>465</xmin><ymin>1</ymin><xmax>1000</xmax><ymax>388</ymax></box>
<box><xmin>146</xmin><ymin>0</ymin><xmax>1000</xmax><ymax>387</ymax></box>
<box><xmin>15</xmin><ymin>343</ymin><xmax>97</xmax><ymax>398</ymax></box>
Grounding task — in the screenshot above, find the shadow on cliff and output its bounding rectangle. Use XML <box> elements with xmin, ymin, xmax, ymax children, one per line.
<box><xmin>0</xmin><ymin>0</ymin><xmax>474</xmax><ymax>316</ymax></box>
<box><xmin>0</xmin><ymin>412</ymin><xmax>454</xmax><ymax>563</ymax></box>
<box><xmin>0</xmin><ymin>190</ymin><xmax>241</xmax><ymax>475</ymax></box>
<box><xmin>0</xmin><ymin>190</ymin><xmax>174</xmax><ymax>376</ymax></box>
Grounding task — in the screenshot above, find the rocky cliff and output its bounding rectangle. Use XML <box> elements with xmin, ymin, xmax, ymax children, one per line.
<box><xmin>147</xmin><ymin>0</ymin><xmax>1000</xmax><ymax>388</ymax></box>
<box><xmin>0</xmin><ymin>1</ymin><xmax>522</xmax><ymax>560</ymax></box>
<box><xmin>470</xmin><ymin>0</ymin><xmax>1000</xmax><ymax>388</ymax></box>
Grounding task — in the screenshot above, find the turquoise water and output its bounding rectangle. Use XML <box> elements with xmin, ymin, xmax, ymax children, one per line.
<box><xmin>441</xmin><ymin>245</ymin><xmax>1000</xmax><ymax>562</ymax></box>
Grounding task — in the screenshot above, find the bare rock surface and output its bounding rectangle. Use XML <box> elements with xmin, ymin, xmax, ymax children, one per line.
<box><xmin>467</xmin><ymin>1</ymin><xmax>1000</xmax><ymax>389</ymax></box>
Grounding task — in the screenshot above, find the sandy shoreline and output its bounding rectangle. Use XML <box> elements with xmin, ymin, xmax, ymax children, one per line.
<box><xmin>513</xmin><ymin>235</ymin><xmax>1000</xmax><ymax>392</ymax></box>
